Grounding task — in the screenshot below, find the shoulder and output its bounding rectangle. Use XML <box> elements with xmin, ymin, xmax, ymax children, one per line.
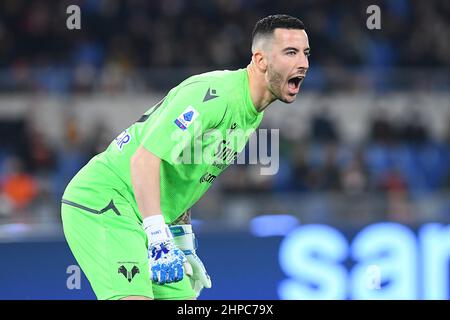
<box><xmin>167</xmin><ymin>70</ymin><xmax>240</xmax><ymax>118</ymax></box>
<box><xmin>165</xmin><ymin>69</ymin><xmax>247</xmax><ymax>127</ymax></box>
<box><xmin>176</xmin><ymin>69</ymin><xmax>246</xmax><ymax>103</ymax></box>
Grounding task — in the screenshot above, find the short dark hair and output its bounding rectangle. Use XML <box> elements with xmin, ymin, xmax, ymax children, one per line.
<box><xmin>252</xmin><ymin>14</ymin><xmax>305</xmax><ymax>43</ymax></box>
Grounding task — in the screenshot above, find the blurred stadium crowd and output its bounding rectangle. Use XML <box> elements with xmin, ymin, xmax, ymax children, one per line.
<box><xmin>0</xmin><ymin>0</ymin><xmax>449</xmax><ymax>93</ymax></box>
<box><xmin>0</xmin><ymin>0</ymin><xmax>449</xmax><ymax>227</ymax></box>
<box><xmin>1</xmin><ymin>99</ymin><xmax>449</xmax><ymax>226</ymax></box>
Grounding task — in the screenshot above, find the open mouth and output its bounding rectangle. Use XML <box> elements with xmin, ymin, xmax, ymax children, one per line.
<box><xmin>287</xmin><ymin>76</ymin><xmax>304</xmax><ymax>93</ymax></box>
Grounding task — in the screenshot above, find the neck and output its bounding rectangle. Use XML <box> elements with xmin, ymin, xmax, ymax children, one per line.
<box><xmin>246</xmin><ymin>62</ymin><xmax>276</xmax><ymax>112</ymax></box>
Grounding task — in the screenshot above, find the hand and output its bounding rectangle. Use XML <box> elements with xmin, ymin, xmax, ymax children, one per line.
<box><xmin>169</xmin><ymin>225</ymin><xmax>212</xmax><ymax>297</ymax></box>
<box><xmin>143</xmin><ymin>215</ymin><xmax>192</xmax><ymax>285</ymax></box>
<box><xmin>148</xmin><ymin>239</ymin><xmax>192</xmax><ymax>285</ymax></box>
<box><xmin>184</xmin><ymin>252</ymin><xmax>212</xmax><ymax>296</ymax></box>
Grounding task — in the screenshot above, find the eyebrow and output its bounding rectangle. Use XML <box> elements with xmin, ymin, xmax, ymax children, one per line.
<box><xmin>283</xmin><ymin>47</ymin><xmax>299</xmax><ymax>52</ymax></box>
<box><xmin>283</xmin><ymin>47</ymin><xmax>310</xmax><ymax>53</ymax></box>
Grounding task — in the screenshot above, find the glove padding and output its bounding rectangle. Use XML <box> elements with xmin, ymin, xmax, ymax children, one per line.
<box><xmin>148</xmin><ymin>240</ymin><xmax>193</xmax><ymax>285</ymax></box>
<box><xmin>169</xmin><ymin>225</ymin><xmax>212</xmax><ymax>297</ymax></box>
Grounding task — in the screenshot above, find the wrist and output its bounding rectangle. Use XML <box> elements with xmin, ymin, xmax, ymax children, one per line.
<box><xmin>143</xmin><ymin>215</ymin><xmax>173</xmax><ymax>244</ymax></box>
<box><xmin>169</xmin><ymin>224</ymin><xmax>197</xmax><ymax>252</ymax></box>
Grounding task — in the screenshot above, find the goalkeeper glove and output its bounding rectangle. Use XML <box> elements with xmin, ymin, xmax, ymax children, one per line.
<box><xmin>169</xmin><ymin>224</ymin><xmax>212</xmax><ymax>297</ymax></box>
<box><xmin>144</xmin><ymin>215</ymin><xmax>192</xmax><ymax>285</ymax></box>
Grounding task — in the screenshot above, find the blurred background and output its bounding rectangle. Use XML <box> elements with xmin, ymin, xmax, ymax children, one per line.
<box><xmin>0</xmin><ymin>0</ymin><xmax>449</xmax><ymax>299</ymax></box>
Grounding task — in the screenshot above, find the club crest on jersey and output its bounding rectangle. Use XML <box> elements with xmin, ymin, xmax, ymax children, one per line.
<box><xmin>115</xmin><ymin>130</ymin><xmax>131</xmax><ymax>151</ymax></box>
<box><xmin>174</xmin><ymin>106</ymin><xmax>199</xmax><ymax>130</ymax></box>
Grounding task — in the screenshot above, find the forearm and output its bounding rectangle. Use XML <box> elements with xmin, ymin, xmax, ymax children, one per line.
<box><xmin>131</xmin><ymin>147</ymin><xmax>189</xmax><ymax>285</ymax></box>
<box><xmin>130</xmin><ymin>146</ymin><xmax>162</xmax><ymax>219</ymax></box>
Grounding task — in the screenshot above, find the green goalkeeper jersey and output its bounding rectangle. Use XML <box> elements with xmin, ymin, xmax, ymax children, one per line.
<box><xmin>63</xmin><ymin>68</ymin><xmax>264</xmax><ymax>224</ymax></box>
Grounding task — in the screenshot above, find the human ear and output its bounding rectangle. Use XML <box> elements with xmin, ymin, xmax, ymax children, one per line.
<box><xmin>252</xmin><ymin>51</ymin><xmax>268</xmax><ymax>72</ymax></box>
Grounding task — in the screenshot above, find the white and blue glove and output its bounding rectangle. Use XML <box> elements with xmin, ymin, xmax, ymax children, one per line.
<box><xmin>144</xmin><ymin>215</ymin><xmax>192</xmax><ymax>285</ymax></box>
<box><xmin>169</xmin><ymin>224</ymin><xmax>212</xmax><ymax>297</ymax></box>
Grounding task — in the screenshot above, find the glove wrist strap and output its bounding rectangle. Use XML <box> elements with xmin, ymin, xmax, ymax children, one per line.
<box><xmin>143</xmin><ymin>215</ymin><xmax>172</xmax><ymax>244</ymax></box>
<box><xmin>169</xmin><ymin>224</ymin><xmax>197</xmax><ymax>252</ymax></box>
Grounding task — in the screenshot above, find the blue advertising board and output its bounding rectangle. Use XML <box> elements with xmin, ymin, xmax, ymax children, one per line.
<box><xmin>0</xmin><ymin>222</ymin><xmax>448</xmax><ymax>299</ymax></box>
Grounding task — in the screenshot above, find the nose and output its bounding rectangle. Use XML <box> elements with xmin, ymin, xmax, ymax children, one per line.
<box><xmin>298</xmin><ymin>54</ymin><xmax>309</xmax><ymax>72</ymax></box>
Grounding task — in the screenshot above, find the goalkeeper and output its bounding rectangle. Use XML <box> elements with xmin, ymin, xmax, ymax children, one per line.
<box><xmin>61</xmin><ymin>14</ymin><xmax>309</xmax><ymax>300</ymax></box>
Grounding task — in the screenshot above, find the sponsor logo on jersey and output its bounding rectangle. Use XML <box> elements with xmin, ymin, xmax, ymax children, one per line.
<box><xmin>174</xmin><ymin>106</ymin><xmax>199</xmax><ymax>130</ymax></box>
<box><xmin>199</xmin><ymin>172</ymin><xmax>217</xmax><ymax>184</ymax></box>
<box><xmin>213</xmin><ymin>139</ymin><xmax>238</xmax><ymax>167</ymax></box>
<box><xmin>115</xmin><ymin>130</ymin><xmax>131</xmax><ymax>151</ymax></box>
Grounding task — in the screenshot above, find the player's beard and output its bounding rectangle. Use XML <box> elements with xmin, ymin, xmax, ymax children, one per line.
<box><xmin>267</xmin><ymin>64</ymin><xmax>289</xmax><ymax>103</ymax></box>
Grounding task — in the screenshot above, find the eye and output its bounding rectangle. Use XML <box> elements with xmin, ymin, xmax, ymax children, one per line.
<box><xmin>286</xmin><ymin>51</ymin><xmax>296</xmax><ymax>56</ymax></box>
<box><xmin>305</xmin><ymin>51</ymin><xmax>311</xmax><ymax>57</ymax></box>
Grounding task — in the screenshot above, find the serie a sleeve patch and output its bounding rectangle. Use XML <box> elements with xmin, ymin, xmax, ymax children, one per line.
<box><xmin>174</xmin><ymin>106</ymin><xmax>200</xmax><ymax>130</ymax></box>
